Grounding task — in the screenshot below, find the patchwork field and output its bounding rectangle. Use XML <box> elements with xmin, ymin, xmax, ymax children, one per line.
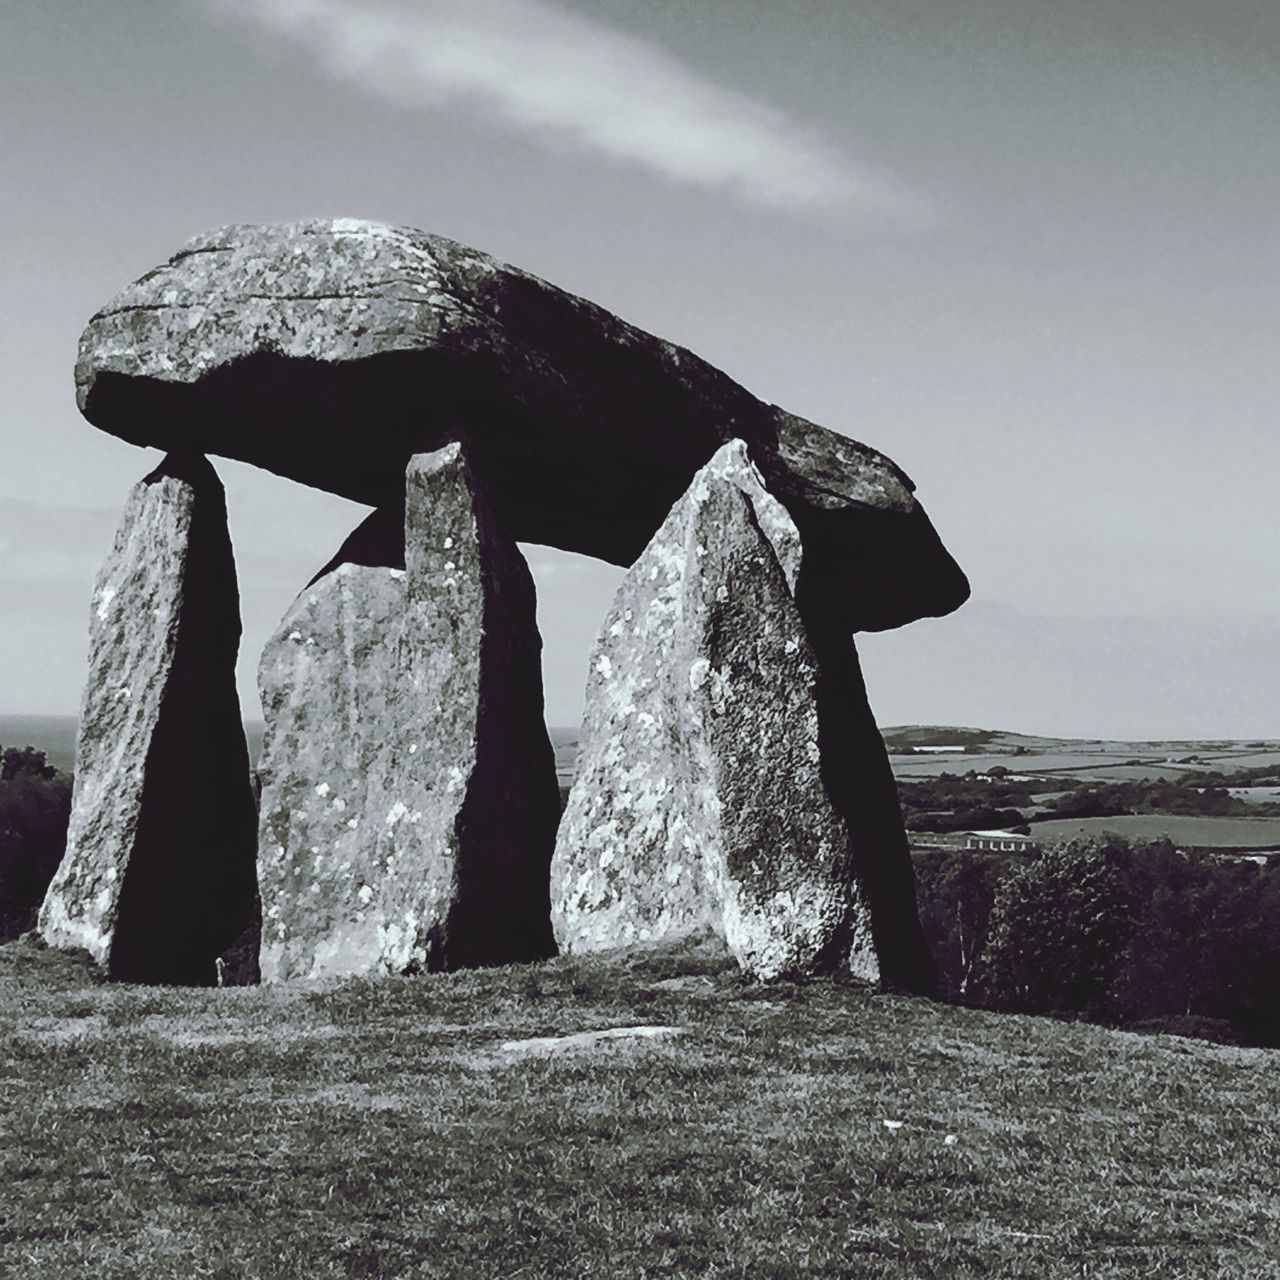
<box><xmin>885</xmin><ymin>730</ymin><xmax>1280</xmax><ymax>786</ymax></box>
<box><xmin>3</xmin><ymin>939</ymin><xmax>1278</xmax><ymax>1278</ymax></box>
<box><xmin>1232</xmin><ymin>786</ymin><xmax>1280</xmax><ymax>806</ymax></box>
<box><xmin>1025</xmin><ymin>815</ymin><xmax>1280</xmax><ymax>851</ymax></box>
<box><xmin>883</xmin><ymin>727</ymin><xmax>1280</xmax><ymax>851</ymax></box>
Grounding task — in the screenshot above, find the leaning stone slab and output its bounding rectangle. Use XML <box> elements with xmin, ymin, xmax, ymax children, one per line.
<box><xmin>75</xmin><ymin>219</ymin><xmax>967</xmax><ymax>632</ymax></box>
<box><xmin>551</xmin><ymin>441</ymin><xmax>877</xmax><ymax>981</ymax></box>
<box><xmin>257</xmin><ymin>442</ymin><xmax>560</xmax><ymax>980</ymax></box>
<box><xmin>38</xmin><ymin>453</ymin><xmax>258</xmax><ymax>984</ymax></box>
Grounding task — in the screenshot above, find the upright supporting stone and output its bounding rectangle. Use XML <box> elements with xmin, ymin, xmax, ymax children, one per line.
<box><xmin>794</xmin><ymin>600</ymin><xmax>939</xmax><ymax>995</ymax></box>
<box><xmin>551</xmin><ymin>441</ymin><xmax>876</xmax><ymax>981</ymax></box>
<box><xmin>38</xmin><ymin>453</ymin><xmax>258</xmax><ymax>984</ymax></box>
<box><xmin>257</xmin><ymin>441</ymin><xmax>560</xmax><ymax>980</ymax></box>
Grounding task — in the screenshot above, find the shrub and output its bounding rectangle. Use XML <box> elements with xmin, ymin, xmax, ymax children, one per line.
<box><xmin>0</xmin><ymin>755</ymin><xmax>73</xmax><ymax>940</ymax></box>
<box><xmin>977</xmin><ymin>841</ymin><xmax>1136</xmax><ymax>1016</ymax></box>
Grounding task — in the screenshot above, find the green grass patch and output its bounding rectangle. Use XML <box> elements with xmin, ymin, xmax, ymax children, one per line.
<box><xmin>1028</xmin><ymin>814</ymin><xmax>1280</xmax><ymax>850</ymax></box>
<box><xmin>3</xmin><ymin>937</ymin><xmax>1278</xmax><ymax>1278</ymax></box>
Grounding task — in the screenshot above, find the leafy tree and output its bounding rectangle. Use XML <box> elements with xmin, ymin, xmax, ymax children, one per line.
<box><xmin>0</xmin><ymin>751</ymin><xmax>73</xmax><ymax>940</ymax></box>
<box><xmin>1</xmin><ymin>746</ymin><xmax>57</xmax><ymax>782</ymax></box>
<box><xmin>913</xmin><ymin>831</ymin><xmax>1280</xmax><ymax>1045</ymax></box>
<box><xmin>914</xmin><ymin>850</ymin><xmax>1004</xmax><ymax>998</ymax></box>
<box><xmin>978</xmin><ymin>840</ymin><xmax>1136</xmax><ymax>1015</ymax></box>
<box><xmin>1106</xmin><ymin>842</ymin><xmax>1280</xmax><ymax>1044</ymax></box>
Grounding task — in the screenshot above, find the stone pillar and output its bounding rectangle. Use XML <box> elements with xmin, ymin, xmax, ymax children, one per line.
<box><xmin>257</xmin><ymin>441</ymin><xmax>560</xmax><ymax>980</ymax></box>
<box><xmin>792</xmin><ymin>598</ymin><xmax>939</xmax><ymax>995</ymax></box>
<box><xmin>38</xmin><ymin>452</ymin><xmax>258</xmax><ymax>985</ymax></box>
<box><xmin>551</xmin><ymin>441</ymin><xmax>877</xmax><ymax>981</ymax></box>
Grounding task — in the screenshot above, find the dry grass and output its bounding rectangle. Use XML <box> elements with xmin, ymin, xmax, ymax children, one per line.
<box><xmin>3</xmin><ymin>938</ymin><xmax>1279</xmax><ymax>1278</ymax></box>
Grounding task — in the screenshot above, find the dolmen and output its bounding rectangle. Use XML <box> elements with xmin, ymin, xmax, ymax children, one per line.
<box><xmin>39</xmin><ymin>219</ymin><xmax>968</xmax><ymax>991</ymax></box>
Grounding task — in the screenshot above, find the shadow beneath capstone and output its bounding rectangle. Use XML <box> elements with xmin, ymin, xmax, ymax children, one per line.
<box><xmin>86</xmin><ymin>349</ymin><xmax>969</xmax><ymax>632</ymax></box>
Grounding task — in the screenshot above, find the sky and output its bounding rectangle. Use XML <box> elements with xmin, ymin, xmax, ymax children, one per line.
<box><xmin>1</xmin><ymin>0</ymin><xmax>1276</xmax><ymax>739</ymax></box>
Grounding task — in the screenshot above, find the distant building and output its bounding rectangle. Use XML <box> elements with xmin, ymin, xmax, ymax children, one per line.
<box><xmin>963</xmin><ymin>829</ymin><xmax>1040</xmax><ymax>854</ymax></box>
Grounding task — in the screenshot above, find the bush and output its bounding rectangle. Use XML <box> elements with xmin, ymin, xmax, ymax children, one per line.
<box><xmin>913</xmin><ymin>835</ymin><xmax>1280</xmax><ymax>1047</ymax></box>
<box><xmin>913</xmin><ymin>850</ymin><xmax>1006</xmax><ymax>1000</ymax></box>
<box><xmin>975</xmin><ymin>841</ymin><xmax>1136</xmax><ymax>1016</ymax></box>
<box><xmin>0</xmin><ymin>751</ymin><xmax>73</xmax><ymax>940</ymax></box>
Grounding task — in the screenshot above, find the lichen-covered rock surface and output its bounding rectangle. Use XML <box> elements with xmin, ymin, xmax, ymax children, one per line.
<box><xmin>551</xmin><ymin>441</ymin><xmax>877</xmax><ymax>981</ymax></box>
<box><xmin>76</xmin><ymin>218</ymin><xmax>967</xmax><ymax>631</ymax></box>
<box><xmin>38</xmin><ymin>453</ymin><xmax>257</xmax><ymax>984</ymax></box>
<box><xmin>257</xmin><ymin>442</ymin><xmax>560</xmax><ymax>981</ymax></box>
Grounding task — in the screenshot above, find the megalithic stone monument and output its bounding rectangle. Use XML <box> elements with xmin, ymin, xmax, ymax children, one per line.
<box><xmin>38</xmin><ymin>452</ymin><xmax>258</xmax><ymax>985</ymax></box>
<box><xmin>50</xmin><ymin>218</ymin><xmax>969</xmax><ymax>987</ymax></box>
<box><xmin>552</xmin><ymin>442</ymin><xmax>879</xmax><ymax>981</ymax></box>
<box><xmin>256</xmin><ymin>442</ymin><xmax>560</xmax><ymax>980</ymax></box>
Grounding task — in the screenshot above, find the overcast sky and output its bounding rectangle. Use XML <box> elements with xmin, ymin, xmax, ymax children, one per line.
<box><xmin>1</xmin><ymin>0</ymin><xmax>1276</xmax><ymax>738</ymax></box>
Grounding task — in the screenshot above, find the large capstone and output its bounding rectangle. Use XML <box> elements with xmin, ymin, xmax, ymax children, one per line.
<box><xmin>76</xmin><ymin>219</ymin><xmax>967</xmax><ymax>632</ymax></box>
<box><xmin>257</xmin><ymin>441</ymin><xmax>560</xmax><ymax>980</ymax></box>
<box><xmin>38</xmin><ymin>453</ymin><xmax>258</xmax><ymax>984</ymax></box>
<box><xmin>551</xmin><ymin>441</ymin><xmax>877</xmax><ymax>981</ymax></box>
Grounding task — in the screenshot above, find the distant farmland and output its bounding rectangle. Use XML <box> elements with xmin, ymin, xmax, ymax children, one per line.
<box><xmin>1027</xmin><ymin>814</ymin><xmax>1280</xmax><ymax>851</ymax></box>
<box><xmin>885</xmin><ymin>727</ymin><xmax>1280</xmax><ymax>853</ymax></box>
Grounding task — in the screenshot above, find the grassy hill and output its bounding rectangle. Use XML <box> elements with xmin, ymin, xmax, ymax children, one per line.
<box><xmin>3</xmin><ymin>938</ymin><xmax>1277</xmax><ymax>1278</ymax></box>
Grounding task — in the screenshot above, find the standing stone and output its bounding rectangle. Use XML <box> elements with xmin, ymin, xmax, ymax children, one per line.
<box><xmin>793</xmin><ymin>601</ymin><xmax>939</xmax><ymax>995</ymax></box>
<box><xmin>257</xmin><ymin>441</ymin><xmax>559</xmax><ymax>980</ymax></box>
<box><xmin>38</xmin><ymin>453</ymin><xmax>258</xmax><ymax>984</ymax></box>
<box><xmin>256</xmin><ymin>559</ymin><xmax>405</xmax><ymax>980</ymax></box>
<box><xmin>551</xmin><ymin>441</ymin><xmax>877</xmax><ymax>981</ymax></box>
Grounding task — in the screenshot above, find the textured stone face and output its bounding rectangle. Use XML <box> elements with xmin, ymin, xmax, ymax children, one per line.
<box><xmin>38</xmin><ymin>454</ymin><xmax>258</xmax><ymax>985</ymax></box>
<box><xmin>257</xmin><ymin>442</ymin><xmax>560</xmax><ymax>980</ymax></box>
<box><xmin>76</xmin><ymin>219</ymin><xmax>967</xmax><ymax>632</ymax></box>
<box><xmin>551</xmin><ymin>441</ymin><xmax>877</xmax><ymax>981</ymax></box>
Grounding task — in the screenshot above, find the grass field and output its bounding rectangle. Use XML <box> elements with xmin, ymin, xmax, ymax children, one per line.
<box><xmin>1027</xmin><ymin>814</ymin><xmax>1280</xmax><ymax>850</ymax></box>
<box><xmin>883</xmin><ymin>730</ymin><xmax>1280</xmax><ymax>787</ymax></box>
<box><xmin>3</xmin><ymin>939</ymin><xmax>1279</xmax><ymax>1278</ymax></box>
<box><xmin>891</xmin><ymin>752</ymin><xmax>1134</xmax><ymax>778</ymax></box>
<box><xmin>1232</xmin><ymin>786</ymin><xmax>1280</xmax><ymax>806</ymax></box>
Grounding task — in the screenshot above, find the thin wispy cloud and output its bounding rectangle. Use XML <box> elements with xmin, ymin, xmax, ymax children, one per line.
<box><xmin>208</xmin><ymin>0</ymin><xmax>929</xmax><ymax>219</ymax></box>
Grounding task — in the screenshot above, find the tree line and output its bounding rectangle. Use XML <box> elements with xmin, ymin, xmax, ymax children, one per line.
<box><xmin>915</xmin><ymin>837</ymin><xmax>1280</xmax><ymax>1046</ymax></box>
<box><xmin>900</xmin><ymin>764</ymin><xmax>1280</xmax><ymax>833</ymax></box>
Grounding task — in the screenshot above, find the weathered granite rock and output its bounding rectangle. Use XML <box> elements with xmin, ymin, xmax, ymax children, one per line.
<box><xmin>76</xmin><ymin>219</ymin><xmax>968</xmax><ymax>632</ymax></box>
<box><xmin>257</xmin><ymin>442</ymin><xmax>559</xmax><ymax>980</ymax></box>
<box><xmin>551</xmin><ymin>441</ymin><xmax>877</xmax><ymax>981</ymax></box>
<box><xmin>38</xmin><ymin>453</ymin><xmax>258</xmax><ymax>984</ymax></box>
